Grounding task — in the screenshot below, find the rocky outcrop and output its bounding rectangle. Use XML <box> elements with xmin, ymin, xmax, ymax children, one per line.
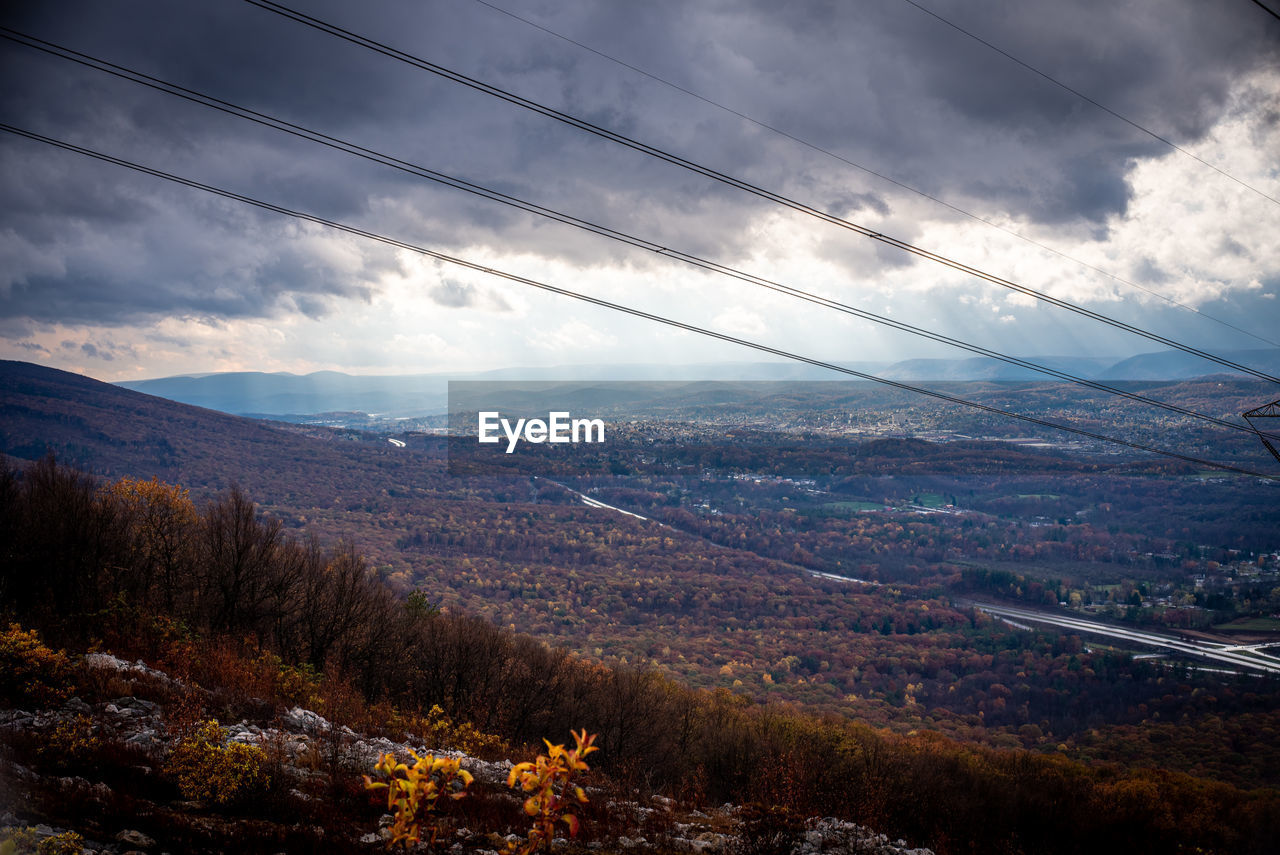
<box><xmin>1</xmin><ymin>653</ymin><xmax>931</xmax><ymax>855</ymax></box>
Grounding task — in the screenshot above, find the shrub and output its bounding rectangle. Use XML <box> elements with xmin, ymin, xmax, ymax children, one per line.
<box><xmin>507</xmin><ymin>729</ymin><xmax>598</xmax><ymax>855</ymax></box>
<box><xmin>364</xmin><ymin>750</ymin><xmax>473</xmax><ymax>849</ymax></box>
<box><xmin>0</xmin><ymin>624</ymin><xmax>72</xmax><ymax>707</ymax></box>
<box><xmin>165</xmin><ymin>719</ymin><xmax>270</xmax><ymax>806</ymax></box>
<box><xmin>0</xmin><ymin>827</ymin><xmax>37</xmax><ymax>855</ymax></box>
<box><xmin>0</xmin><ymin>829</ymin><xmax>83</xmax><ymax>855</ymax></box>
<box><xmin>274</xmin><ymin>658</ymin><xmax>322</xmax><ymax>708</ymax></box>
<box><xmin>733</xmin><ymin>804</ymin><xmax>805</xmax><ymax>855</ymax></box>
<box><xmin>36</xmin><ymin>833</ymin><xmax>84</xmax><ymax>855</ymax></box>
<box><xmin>405</xmin><ymin>704</ymin><xmax>508</xmax><ymax>758</ymax></box>
<box><xmin>36</xmin><ymin>715</ymin><xmax>102</xmax><ymax>771</ymax></box>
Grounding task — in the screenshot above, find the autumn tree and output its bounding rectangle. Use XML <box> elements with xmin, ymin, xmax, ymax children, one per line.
<box><xmin>110</xmin><ymin>475</ymin><xmax>199</xmax><ymax>612</ymax></box>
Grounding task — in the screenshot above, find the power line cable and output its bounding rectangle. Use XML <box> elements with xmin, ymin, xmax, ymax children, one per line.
<box><xmin>1</xmin><ymin>122</ymin><xmax>1274</xmax><ymax>480</ymax></box>
<box><xmin>4</xmin><ymin>28</ymin><xmax>1273</xmax><ymax>442</ymax></box>
<box><xmin>1252</xmin><ymin>0</ymin><xmax>1280</xmax><ymax>23</ymax></box>
<box><xmin>466</xmin><ymin>0</ymin><xmax>1280</xmax><ymax>349</ymax></box>
<box><xmin>240</xmin><ymin>0</ymin><xmax>1280</xmax><ymax>386</ymax></box>
<box><xmin>897</xmin><ymin>0</ymin><xmax>1280</xmax><ymax>208</ymax></box>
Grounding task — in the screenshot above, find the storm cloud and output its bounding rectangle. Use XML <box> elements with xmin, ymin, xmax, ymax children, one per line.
<box><xmin>0</xmin><ymin>0</ymin><xmax>1276</xmax><ymax>377</ymax></box>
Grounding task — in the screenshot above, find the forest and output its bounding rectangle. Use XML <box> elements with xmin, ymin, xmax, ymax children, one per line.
<box><xmin>4</xmin><ymin>362</ymin><xmax>1280</xmax><ymax>852</ymax></box>
<box><xmin>3</xmin><ymin>453</ymin><xmax>1280</xmax><ymax>854</ymax></box>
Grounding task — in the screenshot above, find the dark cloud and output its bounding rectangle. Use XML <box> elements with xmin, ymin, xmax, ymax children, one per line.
<box><xmin>0</xmin><ymin>0</ymin><xmax>1275</xmax><ymax>333</ymax></box>
<box><xmin>0</xmin><ymin>169</ymin><xmax>387</xmax><ymax>326</ymax></box>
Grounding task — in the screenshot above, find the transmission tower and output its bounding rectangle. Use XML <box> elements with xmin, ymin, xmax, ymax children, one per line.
<box><xmin>1244</xmin><ymin>400</ymin><xmax>1280</xmax><ymax>463</ymax></box>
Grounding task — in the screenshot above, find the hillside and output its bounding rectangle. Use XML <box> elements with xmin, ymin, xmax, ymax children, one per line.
<box><xmin>0</xmin><ymin>359</ymin><xmax>440</xmax><ymax>502</ymax></box>
<box><xmin>0</xmin><ymin>646</ymin><xmax>933</xmax><ymax>855</ymax></box>
<box><xmin>5</xmin><ymin>361</ymin><xmax>1280</xmax><ymax>764</ymax></box>
<box><xmin>5</xmin><ymin>360</ymin><xmax>1280</xmax><ymax>853</ymax></box>
<box><xmin>3</xmin><ymin>455</ymin><xmax>1279</xmax><ymax>855</ymax></box>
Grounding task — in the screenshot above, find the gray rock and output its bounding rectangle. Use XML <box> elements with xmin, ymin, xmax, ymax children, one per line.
<box><xmin>0</xmin><ymin>710</ymin><xmax>35</xmax><ymax>727</ymax></box>
<box><xmin>116</xmin><ymin>829</ymin><xmax>156</xmax><ymax>849</ymax></box>
<box><xmin>62</xmin><ymin>697</ymin><xmax>92</xmax><ymax>715</ymax></box>
<box><xmin>126</xmin><ymin>730</ymin><xmax>161</xmax><ymax>748</ymax></box>
<box><xmin>110</xmin><ymin>697</ymin><xmax>159</xmax><ymax>717</ymax></box>
<box><xmin>283</xmin><ymin>707</ymin><xmax>332</xmax><ymax>732</ymax></box>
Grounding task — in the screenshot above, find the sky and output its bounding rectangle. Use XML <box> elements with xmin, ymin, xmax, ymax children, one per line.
<box><xmin>0</xmin><ymin>0</ymin><xmax>1278</xmax><ymax>382</ymax></box>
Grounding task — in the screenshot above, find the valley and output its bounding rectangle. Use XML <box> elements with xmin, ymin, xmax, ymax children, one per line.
<box><xmin>5</xmin><ymin>360</ymin><xmax>1280</xmax><ymax>795</ymax></box>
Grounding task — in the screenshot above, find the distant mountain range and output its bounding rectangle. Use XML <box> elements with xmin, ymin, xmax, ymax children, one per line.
<box><xmin>115</xmin><ymin>348</ymin><xmax>1280</xmax><ymax>417</ymax></box>
<box><xmin>5</xmin><ymin>359</ymin><xmax>1276</xmax><ymax>491</ymax></box>
<box><xmin>0</xmin><ymin>360</ymin><xmax>418</xmax><ymax>501</ymax></box>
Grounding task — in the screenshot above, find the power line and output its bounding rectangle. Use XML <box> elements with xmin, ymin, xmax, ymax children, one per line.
<box><xmin>466</xmin><ymin>0</ymin><xmax>1280</xmax><ymax>349</ymax></box>
<box><xmin>1</xmin><ymin>122</ymin><xmax>1274</xmax><ymax>480</ymax></box>
<box><xmin>4</xmin><ymin>28</ymin><xmax>1273</xmax><ymax>442</ymax></box>
<box><xmin>1250</xmin><ymin>0</ymin><xmax>1280</xmax><ymax>23</ymax></box>
<box><xmin>240</xmin><ymin>0</ymin><xmax>1280</xmax><ymax>386</ymax></box>
<box><xmin>897</xmin><ymin>0</ymin><xmax>1280</xmax><ymax>208</ymax></box>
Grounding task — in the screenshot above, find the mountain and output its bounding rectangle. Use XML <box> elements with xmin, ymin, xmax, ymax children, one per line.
<box><xmin>114</xmin><ymin>362</ymin><xmax>892</xmax><ymax>416</ymax></box>
<box><xmin>116</xmin><ymin>349</ymin><xmax>1280</xmax><ymax>418</ymax></box>
<box><xmin>877</xmin><ymin>355</ymin><xmax>1117</xmax><ymax>382</ymax></box>
<box><xmin>0</xmin><ymin>359</ymin><xmax>435</xmax><ymax>501</ymax></box>
<box><xmin>115</xmin><ymin>369</ymin><xmax>450</xmax><ymax>418</ymax></box>
<box><xmin>1100</xmin><ymin>348</ymin><xmax>1280</xmax><ymax>381</ymax></box>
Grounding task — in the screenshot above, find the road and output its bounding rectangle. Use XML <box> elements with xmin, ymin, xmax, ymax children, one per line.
<box><xmin>576</xmin><ymin>492</ymin><xmax>655</xmax><ymax>522</ymax></box>
<box><xmin>809</xmin><ymin>570</ymin><xmax>879</xmax><ymax>586</ymax></box>
<box><xmin>537</xmin><ymin>477</ymin><xmax>662</xmax><ymax>525</ymax></box>
<box><xmin>964</xmin><ymin>600</ymin><xmax>1280</xmax><ymax>676</ymax></box>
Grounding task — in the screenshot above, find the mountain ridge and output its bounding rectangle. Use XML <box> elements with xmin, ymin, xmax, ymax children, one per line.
<box><xmin>0</xmin><ymin>359</ymin><xmax>419</xmax><ymax>502</ymax></box>
<box><xmin>114</xmin><ymin>348</ymin><xmax>1280</xmax><ymax>417</ymax></box>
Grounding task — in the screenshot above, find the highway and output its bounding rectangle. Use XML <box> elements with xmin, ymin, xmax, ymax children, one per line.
<box><xmin>964</xmin><ymin>600</ymin><xmax>1280</xmax><ymax>676</ymax></box>
<box><xmin>576</xmin><ymin>492</ymin><xmax>654</xmax><ymax>522</ymax></box>
<box><xmin>809</xmin><ymin>570</ymin><xmax>878</xmax><ymax>586</ymax></box>
<box><xmin>537</xmin><ymin>477</ymin><xmax>663</xmax><ymax>525</ymax></box>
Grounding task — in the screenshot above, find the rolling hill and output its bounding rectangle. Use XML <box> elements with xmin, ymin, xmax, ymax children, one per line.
<box><xmin>0</xmin><ymin>359</ymin><xmax>439</xmax><ymax>502</ymax></box>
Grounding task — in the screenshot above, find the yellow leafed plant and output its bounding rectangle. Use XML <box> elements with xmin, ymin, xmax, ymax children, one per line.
<box><xmin>1</xmin><ymin>827</ymin><xmax>85</xmax><ymax>855</ymax></box>
<box><xmin>506</xmin><ymin>729</ymin><xmax>598</xmax><ymax>855</ymax></box>
<box><xmin>0</xmin><ymin>624</ymin><xmax>71</xmax><ymax>707</ymax></box>
<box><xmin>364</xmin><ymin>750</ymin><xmax>473</xmax><ymax>849</ymax></box>
<box><xmin>165</xmin><ymin>720</ymin><xmax>270</xmax><ymax>806</ymax></box>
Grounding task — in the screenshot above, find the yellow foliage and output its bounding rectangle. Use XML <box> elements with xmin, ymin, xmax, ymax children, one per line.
<box><xmin>364</xmin><ymin>750</ymin><xmax>473</xmax><ymax>849</ymax></box>
<box><xmin>165</xmin><ymin>720</ymin><xmax>270</xmax><ymax>806</ymax></box>
<box><xmin>361</xmin><ymin>727</ymin><xmax>596</xmax><ymax>852</ymax></box>
<box><xmin>273</xmin><ymin>658</ymin><xmax>322</xmax><ymax>709</ymax></box>
<box><xmin>37</xmin><ymin>715</ymin><xmax>101</xmax><ymax>770</ymax></box>
<box><xmin>408</xmin><ymin>704</ymin><xmax>506</xmax><ymax>757</ymax></box>
<box><xmin>0</xmin><ymin>828</ymin><xmax>83</xmax><ymax>855</ymax></box>
<box><xmin>0</xmin><ymin>827</ymin><xmax>37</xmax><ymax>855</ymax></box>
<box><xmin>0</xmin><ymin>624</ymin><xmax>72</xmax><ymax>707</ymax></box>
<box><xmin>36</xmin><ymin>833</ymin><xmax>84</xmax><ymax>855</ymax></box>
<box><xmin>110</xmin><ymin>476</ymin><xmax>197</xmax><ymax>527</ymax></box>
<box><xmin>506</xmin><ymin>729</ymin><xmax>598</xmax><ymax>855</ymax></box>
